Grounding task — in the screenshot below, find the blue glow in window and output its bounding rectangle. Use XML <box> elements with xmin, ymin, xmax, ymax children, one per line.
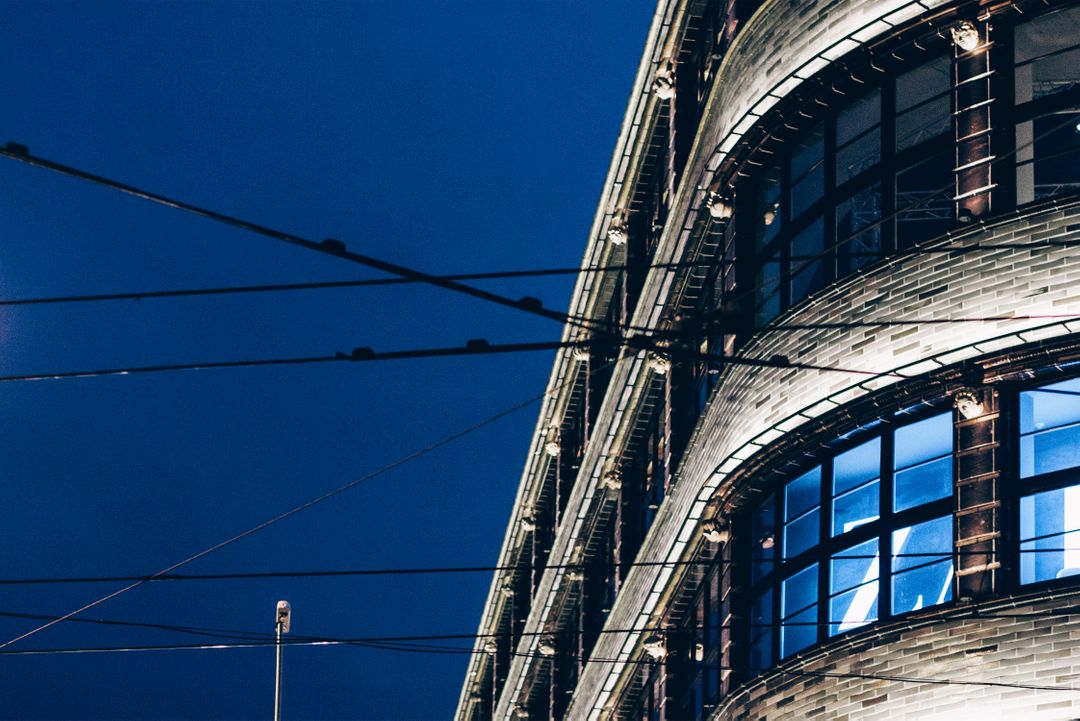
<box><xmin>829</xmin><ymin>539</ymin><xmax>879</xmax><ymax>635</ymax></box>
<box><xmin>832</xmin><ymin>438</ymin><xmax>880</xmax><ymax>536</ymax></box>
<box><xmin>1020</xmin><ymin>485</ymin><xmax>1080</xmax><ymax>584</ymax></box>
<box><xmin>892</xmin><ymin>516</ymin><xmax>953</xmax><ymax>613</ymax></box>
<box><xmin>1020</xmin><ymin>377</ymin><xmax>1080</xmax><ymax>478</ymax></box>
<box><xmin>894</xmin><ymin>413</ymin><xmax>952</xmax><ymax>511</ymax></box>
<box><xmin>781</xmin><ymin>564</ymin><xmax>818</xmax><ymax>656</ymax></box>
<box><xmin>752</xmin><ymin>494</ymin><xmax>777</xmax><ymax>583</ymax></box>
<box><xmin>784</xmin><ymin>468</ymin><xmax>820</xmax><ymax>559</ymax></box>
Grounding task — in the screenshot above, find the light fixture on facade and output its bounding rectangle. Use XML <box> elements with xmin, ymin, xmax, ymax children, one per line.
<box><xmin>702</xmin><ymin>518</ymin><xmax>730</xmax><ymax>544</ymax></box>
<box><xmin>538</xmin><ymin>638</ymin><xmax>557</xmax><ymax>657</ymax></box>
<box><xmin>566</xmin><ymin>568</ymin><xmax>585</xmax><ymax>583</ymax></box>
<box><xmin>763</xmin><ymin>201</ymin><xmax>779</xmax><ymax>226</ymax></box>
<box><xmin>606</xmin><ymin>217</ymin><xmax>629</xmax><ymax>246</ymax></box>
<box><xmin>706</xmin><ymin>191</ymin><xmax>733</xmax><ymax>221</ymax></box>
<box><xmin>950</xmin><ymin>20</ymin><xmax>980</xmax><ymax>51</ymax></box>
<box><xmin>572</xmin><ymin>338</ymin><xmax>591</xmax><ymax>362</ymax></box>
<box><xmin>694</xmin><ymin>642</ymin><xmax>705</xmax><ymax>662</ymax></box>
<box><xmin>760</xmin><ymin>533</ymin><xmax>775</xmax><ymax>550</ymax></box>
<box><xmin>483</xmin><ymin>640</ymin><xmax>498</xmax><ymax>655</ymax></box>
<box><xmin>500</xmin><ymin>579</ymin><xmax>515</xmax><ymax>598</ymax></box>
<box><xmin>652</xmin><ymin>61</ymin><xmax>676</xmax><ymax>100</ymax></box>
<box><xmin>642</xmin><ymin>634</ymin><xmax>667</xmax><ymax>660</ymax></box>
<box><xmin>648</xmin><ymin>351</ymin><xmax>672</xmax><ymax>375</ymax></box>
<box><xmin>521</xmin><ymin>512</ymin><xmax>538</xmax><ymax>533</ymax></box>
<box><xmin>544</xmin><ymin>426</ymin><xmax>561</xmax><ymax>457</ymax></box>
<box><xmin>513</xmin><ymin>705</ymin><xmax>530</xmax><ymax>719</ymax></box>
<box><xmin>600</xmin><ymin>467</ymin><xmax>623</xmax><ymax>492</ymax></box>
<box><xmin>954</xmin><ymin>388</ymin><xmax>985</xmax><ymax>419</ymax></box>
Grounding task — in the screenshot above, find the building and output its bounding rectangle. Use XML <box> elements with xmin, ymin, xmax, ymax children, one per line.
<box><xmin>456</xmin><ymin>0</ymin><xmax>1080</xmax><ymax>718</ymax></box>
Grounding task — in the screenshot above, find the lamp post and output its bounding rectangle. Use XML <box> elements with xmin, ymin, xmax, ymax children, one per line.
<box><xmin>274</xmin><ymin>601</ymin><xmax>291</xmax><ymax>721</ymax></box>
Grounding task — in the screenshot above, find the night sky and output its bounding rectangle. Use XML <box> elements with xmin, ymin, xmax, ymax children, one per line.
<box><xmin>0</xmin><ymin>2</ymin><xmax>654</xmax><ymax>718</ymax></box>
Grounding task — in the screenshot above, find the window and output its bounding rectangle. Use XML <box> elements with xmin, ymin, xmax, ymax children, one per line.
<box><xmin>746</xmin><ymin>412</ymin><xmax>954</xmax><ymax>665</ymax></box>
<box><xmin>1014</xmin><ymin>7</ymin><xmax>1080</xmax><ymax>205</ymax></box>
<box><xmin>1018</xmin><ymin>377</ymin><xmax>1080</xmax><ymax>586</ymax></box>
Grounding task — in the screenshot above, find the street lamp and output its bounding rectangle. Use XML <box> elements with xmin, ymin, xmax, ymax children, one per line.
<box><xmin>274</xmin><ymin>601</ymin><xmax>291</xmax><ymax>721</ymax></box>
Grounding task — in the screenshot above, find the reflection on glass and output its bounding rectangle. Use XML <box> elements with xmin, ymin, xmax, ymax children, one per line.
<box><xmin>755</xmin><ymin>257</ymin><xmax>781</xmax><ymax>326</ymax></box>
<box><xmin>892</xmin><ymin>516</ymin><xmax>953</xmax><ymax>613</ymax></box>
<box><xmin>896</xmin><ymin>153</ymin><xmax>953</xmax><ymax>248</ymax></box>
<box><xmin>752</xmin><ymin>494</ymin><xmax>777</xmax><ymax>584</ymax></box>
<box><xmin>896</xmin><ymin>56</ymin><xmax>951</xmax><ymax>151</ymax></box>
<box><xmin>837</xmin><ymin>89</ymin><xmax>881</xmax><ymax>146</ymax></box>
<box><xmin>836</xmin><ymin>183</ymin><xmax>882</xmax><ymax>274</ymax></box>
<box><xmin>1020</xmin><ymin>377</ymin><xmax>1080</xmax><ymax>478</ymax></box>
<box><xmin>784</xmin><ymin>467</ymin><xmax>821</xmax><ymax>559</ymax></box>
<box><xmin>894</xmin><ymin>412</ymin><xmax>952</xmax><ymax>512</ymax></box>
<box><xmin>1016</xmin><ymin>112</ymin><xmax>1080</xmax><ymax>204</ymax></box>
<box><xmin>789</xmin><ymin>219</ymin><xmax>825</xmax><ymax>305</ymax></box>
<box><xmin>781</xmin><ymin>564</ymin><xmax>818</xmax><ymax>656</ymax></box>
<box><xmin>1020</xmin><ymin>484</ymin><xmax>1080</xmax><ymax>584</ymax></box>
<box><xmin>832</xmin><ymin>438</ymin><xmax>880</xmax><ymax>536</ymax></box>
<box><xmin>790</xmin><ymin>124</ymin><xmax>825</xmax><ymax>219</ymax></box>
<box><xmin>830</xmin><ymin>538</ymin><xmax>879</xmax><ymax>635</ymax></box>
<box><xmin>1015</xmin><ymin>6</ymin><xmax>1080</xmax><ymax>102</ymax></box>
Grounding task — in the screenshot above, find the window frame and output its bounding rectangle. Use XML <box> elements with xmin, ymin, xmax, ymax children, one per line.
<box><xmin>745</xmin><ymin>408</ymin><xmax>956</xmax><ymax>665</ymax></box>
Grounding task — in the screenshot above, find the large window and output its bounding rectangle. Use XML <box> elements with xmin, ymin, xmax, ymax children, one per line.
<box><xmin>748</xmin><ymin>412</ymin><xmax>954</xmax><ymax>663</ymax></box>
<box><xmin>744</xmin><ymin>55</ymin><xmax>953</xmax><ymax>325</ymax></box>
<box><xmin>1014</xmin><ymin>6</ymin><xmax>1080</xmax><ymax>205</ymax></box>
<box><xmin>1018</xmin><ymin>376</ymin><xmax>1080</xmax><ymax>585</ymax></box>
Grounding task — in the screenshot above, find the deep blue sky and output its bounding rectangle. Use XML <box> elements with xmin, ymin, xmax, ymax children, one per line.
<box><xmin>0</xmin><ymin>2</ymin><xmax>653</xmax><ymax>719</ymax></box>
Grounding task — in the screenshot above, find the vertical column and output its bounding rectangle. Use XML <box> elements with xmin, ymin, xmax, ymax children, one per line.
<box><xmin>954</xmin><ymin>387</ymin><xmax>1001</xmax><ymax>598</ymax></box>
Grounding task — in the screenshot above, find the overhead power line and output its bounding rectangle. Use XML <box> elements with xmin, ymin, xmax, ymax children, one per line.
<box><xmin>0</xmin><ymin>361</ymin><xmax>588</xmax><ymax>651</ymax></box>
<box><xmin>0</xmin><ymin>143</ymin><xmax>604</xmax><ymax>334</ymax></box>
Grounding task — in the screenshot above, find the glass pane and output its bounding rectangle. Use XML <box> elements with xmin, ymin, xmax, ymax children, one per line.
<box><xmin>893</xmin><ymin>560</ymin><xmax>952</xmax><ymax>613</ymax></box>
<box><xmin>897</xmin><ymin>56</ymin><xmax>950</xmax><ymax>113</ymax></box>
<box><xmin>893</xmin><ymin>516</ymin><xmax>952</xmax><ymax>574</ymax></box>
<box><xmin>1031</xmin><ymin>112</ymin><xmax>1080</xmax><ymax>201</ymax></box>
<box><xmin>791</xmin><ymin>124</ymin><xmax>825</xmax><ymax>181</ymax></box>
<box><xmin>755</xmin><ymin>257</ymin><xmax>781</xmax><ymax>326</ymax></box>
<box><xmin>832</xmin><ymin>538</ymin><xmax>879</xmax><ymax>593</ymax></box>
<box><xmin>786</xmin><ymin>467</ymin><xmax>821</xmax><ymax>520</ymax></box>
<box><xmin>789</xmin><ymin>219</ymin><xmax>825</xmax><ymax>304</ymax></box>
<box><xmin>895</xmin><ymin>413</ymin><xmax>952</xmax><ymax>469</ymax></box>
<box><xmin>837</xmin><ymin>128</ymin><xmax>881</xmax><ymax>184</ymax></box>
<box><xmin>836</xmin><ymin>183</ymin><xmax>882</xmax><ymax>275</ymax></box>
<box><xmin>896</xmin><ymin>95</ymin><xmax>951</xmax><ymax>151</ymax></box>
<box><xmin>782</xmin><ymin>563</ymin><xmax>819</xmax><ymax>617</ymax></box>
<box><xmin>1020</xmin><ymin>377</ymin><xmax>1080</xmax><ymax>434</ymax></box>
<box><xmin>781</xmin><ymin>564</ymin><xmax>818</xmax><ymax>656</ymax></box>
<box><xmin>837</xmin><ymin>89</ymin><xmax>881</xmax><ymax>146</ymax></box>
<box><xmin>750</xmin><ymin>589</ymin><xmax>773</xmax><ymax>671</ymax></box>
<box><xmin>893</xmin><ymin>456</ymin><xmax>952</xmax><ymax>511</ymax></box>
<box><xmin>752</xmin><ymin>495</ymin><xmax>777</xmax><ymax>583</ymax></box>
<box><xmin>790</xmin><ymin>124</ymin><xmax>825</xmax><ymax>219</ymax></box>
<box><xmin>1020</xmin><ymin>485</ymin><xmax>1080</xmax><ymax>584</ymax></box>
<box><xmin>755</xmin><ymin>166</ymin><xmax>783</xmax><ymax>250</ymax></box>
<box><xmin>896</xmin><ymin>152</ymin><xmax>952</xmax><ymax>248</ymax></box>
<box><xmin>830</xmin><ymin>539</ymin><xmax>879</xmax><ymax>635</ymax></box>
<box><xmin>1020</xmin><ymin>377</ymin><xmax>1080</xmax><ymax>478</ymax></box>
<box><xmin>834</xmin><ymin>438</ymin><xmax>881</xmax><ymax>495</ymax></box>
<box><xmin>784</xmin><ymin>508</ymin><xmax>820</xmax><ymax>559</ymax></box>
<box><xmin>1015</xmin><ymin>7</ymin><xmax>1080</xmax><ymax>102</ymax></box>
<box><xmin>833</xmin><ymin>480</ymin><xmax>880</xmax><ymax>536</ymax></box>
<box><xmin>780</xmin><ymin>604</ymin><xmax>817</xmax><ymax>658</ymax></box>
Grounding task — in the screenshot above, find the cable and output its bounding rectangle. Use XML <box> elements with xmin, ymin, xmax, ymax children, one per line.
<box><xmin>0</xmin><ymin>332</ymin><xmax>928</xmax><ymax>385</ymax></box>
<box><xmin>0</xmin><ymin>360</ymin><xmax>592</xmax><ymax>651</ymax></box>
<box><xmin>0</xmin><ymin>262</ymin><xmax>720</xmax><ymax>308</ymax></box>
<box><xmin>1</xmin><ymin>624</ymin><xmax>1075</xmax><ymax>695</ymax></box>
<box><xmin>14</xmin><ymin>547</ymin><xmax>1076</xmax><ymax>587</ymax></box>
<box><xmin>0</xmin><ymin>144</ymin><xmax>606</xmax><ymax>335</ymax></box>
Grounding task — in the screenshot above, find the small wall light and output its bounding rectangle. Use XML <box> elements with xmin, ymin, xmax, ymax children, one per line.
<box><xmin>954</xmin><ymin>388</ymin><xmax>985</xmax><ymax>419</ymax></box>
<box><xmin>951</xmin><ymin>20</ymin><xmax>980</xmax><ymax>51</ymax></box>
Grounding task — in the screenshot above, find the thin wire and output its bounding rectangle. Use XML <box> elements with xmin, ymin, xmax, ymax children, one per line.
<box><xmin>1</xmin><ymin>626</ymin><xmax>1075</xmax><ymax>694</ymax></box>
<box><xmin>15</xmin><ymin>548</ymin><xmax>1080</xmax><ymax>587</ymax></box>
<box><xmin>0</xmin><ymin>334</ymin><xmax>919</xmax><ymax>385</ymax></box>
<box><xmin>0</xmin><ymin>367</ymin><xmax>576</xmax><ymax>651</ymax></box>
<box><xmin>0</xmin><ymin>144</ymin><xmax>605</xmax><ymax>335</ymax></box>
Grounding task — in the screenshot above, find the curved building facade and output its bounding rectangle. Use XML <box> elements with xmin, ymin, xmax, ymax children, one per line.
<box><xmin>457</xmin><ymin>1</ymin><xmax>1080</xmax><ymax>719</ymax></box>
